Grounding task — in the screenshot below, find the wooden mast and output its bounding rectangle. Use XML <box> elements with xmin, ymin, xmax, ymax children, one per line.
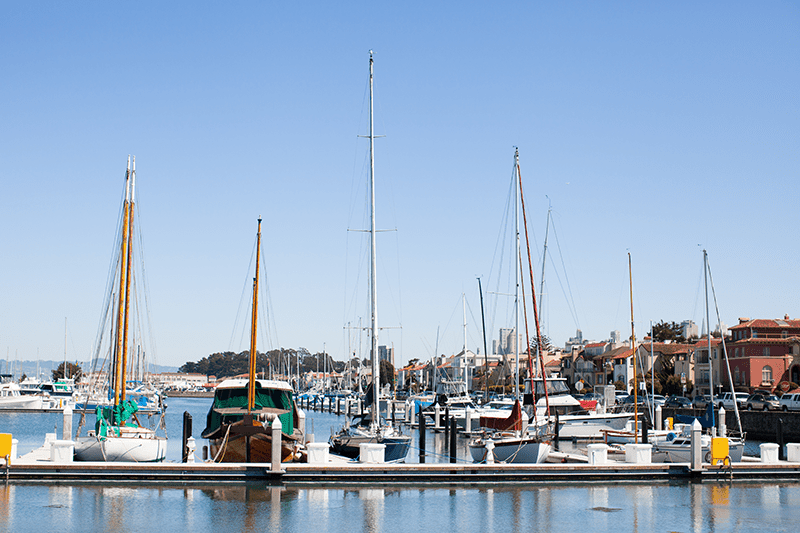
<box><xmin>120</xmin><ymin>156</ymin><xmax>136</xmax><ymax>403</ymax></box>
<box><xmin>113</xmin><ymin>157</ymin><xmax>132</xmax><ymax>407</ymax></box>
<box><xmin>248</xmin><ymin>217</ymin><xmax>262</xmax><ymax>412</ymax></box>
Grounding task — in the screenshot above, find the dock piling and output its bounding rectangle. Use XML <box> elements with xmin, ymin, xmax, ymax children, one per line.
<box><xmin>449</xmin><ymin>417</ymin><xmax>457</xmax><ymax>463</ymax></box>
<box><xmin>419</xmin><ymin>407</ymin><xmax>426</xmax><ymax>464</ymax></box>
<box><xmin>182</xmin><ymin>412</ymin><xmax>192</xmax><ymax>463</ymax></box>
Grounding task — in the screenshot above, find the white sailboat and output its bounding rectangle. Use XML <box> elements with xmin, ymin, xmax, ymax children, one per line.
<box><xmin>651</xmin><ymin>250</ymin><xmax>744</xmax><ymax>463</ymax></box>
<box><xmin>468</xmin><ymin>149</ymin><xmax>551</xmax><ymax>464</ymax></box>
<box><xmin>74</xmin><ymin>156</ymin><xmax>166</xmax><ymax>462</ymax></box>
<box><xmin>330</xmin><ymin>51</ymin><xmax>410</xmax><ymax>463</ymax></box>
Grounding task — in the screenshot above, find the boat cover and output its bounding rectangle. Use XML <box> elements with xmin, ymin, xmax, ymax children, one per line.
<box><xmin>202</xmin><ymin>382</ymin><xmax>295</xmax><ymax>438</ymax></box>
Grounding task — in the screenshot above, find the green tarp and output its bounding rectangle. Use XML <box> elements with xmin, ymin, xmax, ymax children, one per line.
<box><xmin>95</xmin><ymin>400</ymin><xmax>140</xmax><ymax>437</ymax></box>
<box><xmin>201</xmin><ymin>383</ymin><xmax>294</xmax><ymax>439</ymax></box>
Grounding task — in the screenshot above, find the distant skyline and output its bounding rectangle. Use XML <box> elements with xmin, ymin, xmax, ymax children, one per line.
<box><xmin>1</xmin><ymin>2</ymin><xmax>798</xmax><ymax>370</ymax></box>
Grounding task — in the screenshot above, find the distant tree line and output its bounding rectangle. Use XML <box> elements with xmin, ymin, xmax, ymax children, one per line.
<box><xmin>179</xmin><ymin>348</ymin><xmax>346</xmax><ymax>379</ymax></box>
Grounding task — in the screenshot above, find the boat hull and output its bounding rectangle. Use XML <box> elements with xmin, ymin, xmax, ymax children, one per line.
<box><xmin>74</xmin><ymin>429</ymin><xmax>167</xmax><ymax>462</ymax></box>
<box><xmin>330</xmin><ymin>431</ymin><xmax>411</xmax><ymax>463</ymax></box>
<box><xmin>651</xmin><ymin>438</ymin><xmax>744</xmax><ymax>463</ymax></box>
<box><xmin>207</xmin><ymin>428</ymin><xmax>300</xmax><ymax>463</ymax></box>
<box><xmin>468</xmin><ymin>436</ymin><xmax>551</xmax><ymax>464</ymax></box>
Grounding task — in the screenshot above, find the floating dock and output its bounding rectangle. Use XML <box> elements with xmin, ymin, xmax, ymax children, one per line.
<box><xmin>4</xmin><ymin>452</ymin><xmax>800</xmax><ymax>485</ymax></box>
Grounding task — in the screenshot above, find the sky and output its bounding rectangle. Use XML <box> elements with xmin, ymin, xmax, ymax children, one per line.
<box><xmin>1</xmin><ymin>1</ymin><xmax>798</xmax><ymax>372</ymax></box>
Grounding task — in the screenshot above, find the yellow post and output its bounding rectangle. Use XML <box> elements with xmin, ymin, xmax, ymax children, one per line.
<box><xmin>0</xmin><ymin>433</ymin><xmax>12</xmax><ymax>466</ymax></box>
<box><xmin>711</xmin><ymin>437</ymin><xmax>730</xmax><ymax>465</ymax></box>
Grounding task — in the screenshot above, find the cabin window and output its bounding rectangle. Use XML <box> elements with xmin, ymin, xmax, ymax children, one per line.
<box><xmin>762</xmin><ymin>365</ymin><xmax>773</xmax><ymax>383</ymax></box>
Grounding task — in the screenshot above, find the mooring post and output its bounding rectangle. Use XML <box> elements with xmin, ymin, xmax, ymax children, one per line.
<box><xmin>182</xmin><ymin>411</ymin><xmax>192</xmax><ymax>463</ymax></box>
<box><xmin>271</xmin><ymin>416</ymin><xmax>282</xmax><ymax>472</ymax></box>
<box><xmin>444</xmin><ymin>406</ymin><xmax>450</xmax><ymax>440</ymax></box>
<box><xmin>419</xmin><ymin>407</ymin><xmax>426</xmax><ymax>464</ymax></box>
<box><xmin>642</xmin><ymin>416</ymin><xmax>648</xmax><ymax>445</ymax></box>
<box><xmin>777</xmin><ymin>418</ymin><xmax>786</xmax><ymax>461</ymax></box>
<box><xmin>449</xmin><ymin>417</ymin><xmax>457</xmax><ymax>463</ymax></box>
<box><xmin>62</xmin><ymin>404</ymin><xmax>73</xmax><ymax>441</ymax></box>
<box><xmin>554</xmin><ymin>412</ymin><xmax>560</xmax><ymax>451</ymax></box>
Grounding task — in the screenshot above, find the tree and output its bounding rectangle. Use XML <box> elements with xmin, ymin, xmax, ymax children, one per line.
<box><xmin>379</xmin><ymin>360</ymin><xmax>395</xmax><ymax>389</ymax></box>
<box><xmin>649</xmin><ymin>321</ymin><xmax>686</xmax><ymax>343</ymax></box>
<box><xmin>52</xmin><ymin>362</ymin><xmax>82</xmax><ymax>382</ymax></box>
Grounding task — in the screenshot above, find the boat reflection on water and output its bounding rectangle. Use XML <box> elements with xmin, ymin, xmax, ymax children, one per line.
<box><xmin>1</xmin><ymin>481</ymin><xmax>799</xmax><ymax>532</ymax></box>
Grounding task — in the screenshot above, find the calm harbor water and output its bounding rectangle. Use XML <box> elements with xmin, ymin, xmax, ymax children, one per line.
<box><xmin>1</xmin><ymin>398</ymin><xmax>797</xmax><ymax>532</ymax></box>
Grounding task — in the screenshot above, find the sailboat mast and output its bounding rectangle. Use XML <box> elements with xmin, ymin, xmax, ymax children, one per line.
<box><xmin>629</xmin><ymin>252</ymin><xmax>638</xmax><ymax>444</ymax></box>
<box><xmin>704</xmin><ymin>249</ymin><xmax>715</xmax><ymax>420</ymax></box>
<box><xmin>462</xmin><ymin>293</ymin><xmax>467</xmax><ymax>383</ymax></box>
<box><xmin>64</xmin><ymin>317</ymin><xmax>68</xmax><ymax>380</ymax></box>
<box><xmin>249</xmin><ymin>218</ymin><xmax>262</xmax><ymax>412</ymax></box>
<box><xmin>120</xmin><ymin>156</ymin><xmax>136</xmax><ymax>403</ymax></box>
<box><xmin>539</xmin><ymin>205</ymin><xmax>550</xmax><ymax>326</ymax></box>
<box><xmin>368</xmin><ymin>50</ymin><xmax>380</xmax><ymax>426</ymax></box>
<box><xmin>478</xmin><ymin>277</ymin><xmax>488</xmax><ymax>402</ymax></box>
<box><xmin>113</xmin><ymin>157</ymin><xmax>132</xmax><ymax>407</ymax></box>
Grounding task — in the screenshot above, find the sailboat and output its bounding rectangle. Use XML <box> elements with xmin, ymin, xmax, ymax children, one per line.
<box><xmin>74</xmin><ymin>156</ymin><xmax>167</xmax><ymax>462</ymax></box>
<box><xmin>651</xmin><ymin>250</ymin><xmax>744</xmax><ymax>463</ymax></box>
<box><xmin>201</xmin><ymin>218</ymin><xmax>306</xmax><ymax>463</ymax></box>
<box><xmin>329</xmin><ymin>51</ymin><xmax>411</xmax><ymax>463</ymax></box>
<box><xmin>467</xmin><ymin>148</ymin><xmax>551</xmax><ymax>463</ymax></box>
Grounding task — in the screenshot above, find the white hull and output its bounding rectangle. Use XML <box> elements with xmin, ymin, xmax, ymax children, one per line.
<box><xmin>74</xmin><ymin>428</ymin><xmax>167</xmax><ymax>462</ymax></box>
<box><xmin>469</xmin><ymin>436</ymin><xmax>550</xmax><ymax>464</ymax></box>
<box><xmin>552</xmin><ymin>412</ymin><xmax>633</xmax><ymax>438</ymax></box>
<box><xmin>651</xmin><ymin>437</ymin><xmax>744</xmax><ymax>464</ymax></box>
<box><xmin>0</xmin><ymin>395</ymin><xmax>44</xmax><ymax>409</ymax></box>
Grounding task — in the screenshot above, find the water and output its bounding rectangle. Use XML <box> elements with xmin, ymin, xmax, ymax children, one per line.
<box><xmin>1</xmin><ymin>399</ymin><xmax>797</xmax><ymax>532</ymax></box>
<box><xmin>1</xmin><ymin>481</ymin><xmax>799</xmax><ymax>532</ymax></box>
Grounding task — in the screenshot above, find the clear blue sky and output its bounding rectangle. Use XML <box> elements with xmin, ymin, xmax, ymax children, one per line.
<box><xmin>1</xmin><ymin>1</ymin><xmax>797</xmax><ymax>370</ymax></box>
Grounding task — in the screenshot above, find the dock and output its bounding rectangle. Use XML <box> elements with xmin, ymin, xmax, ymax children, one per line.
<box><xmin>4</xmin><ymin>447</ymin><xmax>800</xmax><ymax>485</ymax></box>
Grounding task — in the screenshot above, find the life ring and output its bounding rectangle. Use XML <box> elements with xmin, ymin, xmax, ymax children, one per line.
<box><xmin>704</xmin><ymin>451</ymin><xmax>712</xmax><ymax>463</ymax></box>
<box><xmin>666</xmin><ymin>432</ymin><xmax>676</xmax><ymax>442</ymax></box>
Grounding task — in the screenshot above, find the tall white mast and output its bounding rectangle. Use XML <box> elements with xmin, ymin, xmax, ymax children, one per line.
<box><xmin>369</xmin><ymin>50</ymin><xmax>379</xmax><ymax>429</ymax></box>
<box><xmin>462</xmin><ymin>293</ymin><xmax>467</xmax><ymax>384</ymax></box>
<box><xmin>704</xmin><ymin>250</ymin><xmax>715</xmax><ymax>409</ymax></box>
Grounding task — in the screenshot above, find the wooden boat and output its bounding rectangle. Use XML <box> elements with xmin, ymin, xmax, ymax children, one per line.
<box><xmin>74</xmin><ymin>156</ymin><xmax>166</xmax><ymax>462</ymax></box>
<box><xmin>468</xmin><ymin>400</ymin><xmax>551</xmax><ymax>463</ymax></box>
<box><xmin>200</xmin><ymin>219</ymin><xmax>306</xmax><ymax>463</ymax></box>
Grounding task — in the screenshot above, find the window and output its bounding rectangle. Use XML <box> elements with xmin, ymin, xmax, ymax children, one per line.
<box><xmin>752</xmin><ymin>331</ymin><xmax>758</xmax><ymax>338</ymax></box>
<box><xmin>762</xmin><ymin>365</ymin><xmax>773</xmax><ymax>383</ymax></box>
<box><xmin>763</xmin><ymin>347</ymin><xmax>770</xmax><ymax>357</ymax></box>
<box><xmin>734</xmin><ymin>367</ymin><xmax>740</xmax><ymax>385</ymax></box>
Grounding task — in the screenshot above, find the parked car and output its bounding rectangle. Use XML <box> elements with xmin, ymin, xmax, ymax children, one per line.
<box><xmin>779</xmin><ymin>393</ymin><xmax>800</xmax><ymax>412</ymax></box>
<box><xmin>744</xmin><ymin>393</ymin><xmax>780</xmax><ymax>411</ymax></box>
<box><xmin>664</xmin><ymin>395</ymin><xmax>692</xmax><ymax>408</ymax></box>
<box><xmin>717</xmin><ymin>392</ymin><xmax>749</xmax><ymax>410</ymax></box>
<box><xmin>643</xmin><ymin>394</ymin><xmax>666</xmax><ymax>408</ymax></box>
<box><xmin>580</xmin><ymin>392</ymin><xmax>603</xmax><ymax>402</ymax></box>
<box><xmin>692</xmin><ymin>395</ymin><xmax>711</xmax><ymax>409</ymax></box>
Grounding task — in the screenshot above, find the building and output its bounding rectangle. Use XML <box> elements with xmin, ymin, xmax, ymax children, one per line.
<box><xmin>378</xmin><ymin>345</ymin><xmax>394</xmax><ymax>366</ymax></box>
<box><xmin>725</xmin><ymin>316</ymin><xmax>800</xmax><ymax>392</ymax></box>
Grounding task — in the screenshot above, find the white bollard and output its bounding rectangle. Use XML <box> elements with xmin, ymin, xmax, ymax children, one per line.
<box><xmin>466</xmin><ymin>408</ymin><xmax>473</xmax><ymax>433</ymax></box>
<box><xmin>359</xmin><ymin>443</ymin><xmax>386</xmax><ymax>463</ymax></box>
<box><xmin>786</xmin><ymin>443</ymin><xmax>800</xmax><ymax>463</ymax></box>
<box><xmin>718</xmin><ymin>406</ymin><xmax>727</xmax><ymax>437</ymax></box>
<box><xmin>624</xmin><ymin>443</ymin><xmax>652</xmax><ymax>464</ymax></box>
<box><xmin>50</xmin><ymin>440</ymin><xmax>74</xmax><ymax>463</ymax></box>
<box><xmin>655</xmin><ymin>405</ymin><xmax>662</xmax><ymax>433</ymax></box>
<box><xmin>691</xmin><ymin>419</ymin><xmax>702</xmax><ymax>470</ymax></box>
<box><xmin>485</xmin><ymin>439</ymin><xmax>495</xmax><ymax>464</ymax></box>
<box><xmin>434</xmin><ymin>403</ymin><xmax>441</xmax><ymax>429</ymax></box>
<box><xmin>63</xmin><ymin>404</ymin><xmax>73</xmax><ymax>440</ymax></box>
<box><xmin>186</xmin><ymin>437</ymin><xmax>196</xmax><ymax>463</ymax></box>
<box><xmin>271</xmin><ymin>416</ymin><xmax>283</xmax><ymax>472</ymax></box>
<box><xmin>760</xmin><ymin>443</ymin><xmax>779</xmax><ymax>463</ymax></box>
<box><xmin>307</xmin><ymin>442</ymin><xmax>330</xmax><ymax>464</ymax></box>
<box><xmin>587</xmin><ymin>443</ymin><xmax>608</xmax><ymax>465</ymax></box>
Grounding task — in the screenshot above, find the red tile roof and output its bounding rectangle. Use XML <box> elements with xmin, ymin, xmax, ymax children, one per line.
<box><xmin>731</xmin><ymin>318</ymin><xmax>800</xmax><ymax>330</ymax></box>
